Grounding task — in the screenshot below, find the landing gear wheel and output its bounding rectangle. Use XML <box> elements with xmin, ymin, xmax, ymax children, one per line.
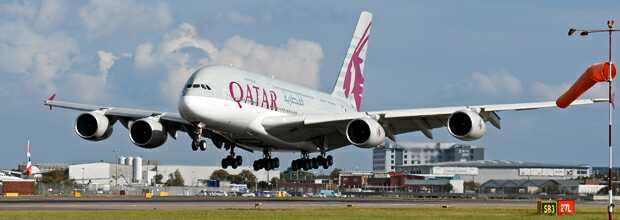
<box><xmin>326</xmin><ymin>155</ymin><xmax>334</xmax><ymax>166</ymax></box>
<box><xmin>318</xmin><ymin>156</ymin><xmax>328</xmax><ymax>169</ymax></box>
<box><xmin>302</xmin><ymin>159</ymin><xmax>311</xmax><ymax>171</ymax></box>
<box><xmin>191</xmin><ymin>141</ymin><xmax>199</xmax><ymax>151</ymax></box>
<box><xmin>221</xmin><ymin>158</ymin><xmax>229</xmax><ymax>169</ymax></box>
<box><xmin>273</xmin><ymin>158</ymin><xmax>280</xmax><ymax>168</ymax></box>
<box><xmin>235</xmin><ymin>155</ymin><xmax>243</xmax><ymax>166</ymax></box>
<box><xmin>291</xmin><ymin>159</ymin><xmax>298</xmax><ymax>171</ymax></box>
<box><xmin>199</xmin><ymin>140</ymin><xmax>208</xmax><ymax>151</ymax></box>
<box><xmin>253</xmin><ymin>160</ymin><xmax>261</xmax><ymax>171</ymax></box>
<box><xmin>311</xmin><ymin>158</ymin><xmax>319</xmax><ymax>169</ymax></box>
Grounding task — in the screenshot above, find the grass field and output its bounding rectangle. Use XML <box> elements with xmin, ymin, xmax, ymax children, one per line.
<box><xmin>0</xmin><ymin>207</ymin><xmax>615</xmax><ymax>220</ymax></box>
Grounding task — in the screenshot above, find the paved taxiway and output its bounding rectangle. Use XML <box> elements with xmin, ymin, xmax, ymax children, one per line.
<box><xmin>0</xmin><ymin>199</ymin><xmax>609</xmax><ymax>211</ymax></box>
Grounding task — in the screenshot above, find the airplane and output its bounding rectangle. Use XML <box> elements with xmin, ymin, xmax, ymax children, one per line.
<box><xmin>1</xmin><ymin>140</ymin><xmax>42</xmax><ymax>179</ymax></box>
<box><xmin>44</xmin><ymin>11</ymin><xmax>606</xmax><ymax>172</ymax></box>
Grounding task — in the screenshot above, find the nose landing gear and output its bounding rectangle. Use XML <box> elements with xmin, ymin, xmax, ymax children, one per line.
<box><xmin>191</xmin><ymin>123</ymin><xmax>208</xmax><ymax>151</ymax></box>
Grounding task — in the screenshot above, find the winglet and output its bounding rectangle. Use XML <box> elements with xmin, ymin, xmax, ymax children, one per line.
<box><xmin>46</xmin><ymin>93</ymin><xmax>56</xmax><ymax>110</ymax></box>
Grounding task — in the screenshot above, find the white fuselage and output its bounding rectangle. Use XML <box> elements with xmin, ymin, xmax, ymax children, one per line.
<box><xmin>178</xmin><ymin>65</ymin><xmax>356</xmax><ymax>152</ymax></box>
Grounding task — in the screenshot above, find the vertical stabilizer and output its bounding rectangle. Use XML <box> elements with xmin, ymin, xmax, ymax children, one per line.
<box><xmin>26</xmin><ymin>140</ymin><xmax>32</xmax><ymax>176</ymax></box>
<box><xmin>331</xmin><ymin>11</ymin><xmax>372</xmax><ymax>112</ymax></box>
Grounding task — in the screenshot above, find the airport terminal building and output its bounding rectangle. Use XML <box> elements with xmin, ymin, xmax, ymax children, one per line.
<box><xmin>373</xmin><ymin>142</ymin><xmax>484</xmax><ymax>172</ymax></box>
<box><xmin>395</xmin><ymin>160</ymin><xmax>592</xmax><ymax>184</ymax></box>
<box><xmin>68</xmin><ymin>156</ymin><xmax>279</xmax><ymax>188</ymax></box>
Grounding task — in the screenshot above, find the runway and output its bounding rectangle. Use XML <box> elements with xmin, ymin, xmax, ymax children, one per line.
<box><xmin>0</xmin><ymin>198</ymin><xmax>606</xmax><ymax>211</ymax></box>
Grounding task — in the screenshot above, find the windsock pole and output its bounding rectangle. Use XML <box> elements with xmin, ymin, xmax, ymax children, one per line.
<box><xmin>607</xmin><ymin>20</ymin><xmax>614</xmax><ymax>220</ymax></box>
<box><xmin>566</xmin><ymin>20</ymin><xmax>620</xmax><ymax>220</ymax></box>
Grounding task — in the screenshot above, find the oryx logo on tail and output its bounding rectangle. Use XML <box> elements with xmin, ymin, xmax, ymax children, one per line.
<box><xmin>331</xmin><ymin>11</ymin><xmax>372</xmax><ymax>112</ymax></box>
<box><xmin>343</xmin><ymin>22</ymin><xmax>370</xmax><ymax>111</ymax></box>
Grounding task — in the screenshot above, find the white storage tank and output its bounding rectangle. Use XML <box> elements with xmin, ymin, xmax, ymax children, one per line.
<box><xmin>133</xmin><ymin>157</ymin><xmax>143</xmax><ymax>183</ymax></box>
<box><xmin>118</xmin><ymin>156</ymin><xmax>127</xmax><ymax>165</ymax></box>
<box><xmin>126</xmin><ymin>156</ymin><xmax>134</xmax><ymax>166</ymax></box>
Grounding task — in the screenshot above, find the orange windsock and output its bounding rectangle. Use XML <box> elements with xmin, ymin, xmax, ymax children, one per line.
<box><xmin>556</xmin><ymin>62</ymin><xmax>616</xmax><ymax>108</ymax></box>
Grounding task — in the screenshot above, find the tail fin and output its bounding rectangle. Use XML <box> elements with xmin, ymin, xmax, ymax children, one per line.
<box><xmin>331</xmin><ymin>11</ymin><xmax>372</xmax><ymax>112</ymax></box>
<box><xmin>26</xmin><ymin>140</ymin><xmax>32</xmax><ymax>176</ymax></box>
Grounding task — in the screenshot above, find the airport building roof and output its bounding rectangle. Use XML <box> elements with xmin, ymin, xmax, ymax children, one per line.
<box><xmin>388</xmin><ymin>141</ymin><xmax>482</xmax><ymax>150</ymax></box>
<box><xmin>400</xmin><ymin>160</ymin><xmax>590</xmax><ymax>169</ymax></box>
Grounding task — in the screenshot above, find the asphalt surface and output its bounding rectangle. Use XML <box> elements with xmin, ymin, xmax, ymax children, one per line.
<box><xmin>0</xmin><ymin>198</ymin><xmax>609</xmax><ymax>211</ymax></box>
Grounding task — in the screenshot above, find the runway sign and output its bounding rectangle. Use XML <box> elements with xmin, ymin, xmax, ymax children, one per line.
<box><xmin>538</xmin><ymin>200</ymin><xmax>557</xmax><ymax>215</ymax></box>
<box><xmin>557</xmin><ymin>200</ymin><xmax>576</xmax><ymax>215</ymax></box>
<box><xmin>537</xmin><ymin>200</ymin><xmax>576</xmax><ymax>216</ymax></box>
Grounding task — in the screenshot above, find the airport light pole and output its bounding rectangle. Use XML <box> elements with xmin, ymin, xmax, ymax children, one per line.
<box><xmin>569</xmin><ymin>20</ymin><xmax>619</xmax><ymax>220</ymax></box>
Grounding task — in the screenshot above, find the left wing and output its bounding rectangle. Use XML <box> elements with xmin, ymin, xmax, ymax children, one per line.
<box><xmin>44</xmin><ymin>96</ymin><xmax>192</xmax><ymax>138</ymax></box>
<box><xmin>262</xmin><ymin>98</ymin><xmax>607</xmax><ymax>149</ymax></box>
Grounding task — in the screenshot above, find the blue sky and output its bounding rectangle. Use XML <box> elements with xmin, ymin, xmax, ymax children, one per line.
<box><xmin>0</xmin><ymin>0</ymin><xmax>618</xmax><ymax>171</ymax></box>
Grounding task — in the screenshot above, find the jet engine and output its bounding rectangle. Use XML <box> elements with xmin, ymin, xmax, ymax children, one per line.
<box><xmin>345</xmin><ymin>118</ymin><xmax>386</xmax><ymax>148</ymax></box>
<box><xmin>129</xmin><ymin>117</ymin><xmax>168</xmax><ymax>149</ymax></box>
<box><xmin>447</xmin><ymin>110</ymin><xmax>486</xmax><ymax>141</ymax></box>
<box><xmin>74</xmin><ymin>111</ymin><xmax>113</xmax><ymax>141</ymax></box>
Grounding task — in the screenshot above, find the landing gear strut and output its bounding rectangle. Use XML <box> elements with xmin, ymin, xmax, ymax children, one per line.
<box><xmin>253</xmin><ymin>149</ymin><xmax>279</xmax><ymax>171</ymax></box>
<box><xmin>291</xmin><ymin>151</ymin><xmax>333</xmax><ymax>171</ymax></box>
<box><xmin>221</xmin><ymin>145</ymin><xmax>242</xmax><ymax>169</ymax></box>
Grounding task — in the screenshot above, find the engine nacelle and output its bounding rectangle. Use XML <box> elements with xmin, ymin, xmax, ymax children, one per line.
<box><xmin>75</xmin><ymin>111</ymin><xmax>113</xmax><ymax>141</ymax></box>
<box><xmin>447</xmin><ymin>110</ymin><xmax>486</xmax><ymax>141</ymax></box>
<box><xmin>129</xmin><ymin>117</ymin><xmax>168</xmax><ymax>149</ymax></box>
<box><xmin>345</xmin><ymin>118</ymin><xmax>386</xmax><ymax>148</ymax></box>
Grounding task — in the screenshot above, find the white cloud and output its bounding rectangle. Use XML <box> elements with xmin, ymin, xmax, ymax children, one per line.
<box><xmin>134</xmin><ymin>43</ymin><xmax>156</xmax><ymax>69</ymax></box>
<box><xmin>131</xmin><ymin>23</ymin><xmax>324</xmax><ymax>104</ymax></box>
<box><xmin>0</xmin><ymin>0</ymin><xmax>65</xmax><ymax>30</ymax></box>
<box><xmin>468</xmin><ymin>71</ymin><xmax>523</xmax><ymax>97</ymax></box>
<box><xmin>0</xmin><ymin>21</ymin><xmax>79</xmax><ymax>92</ymax></box>
<box><xmin>79</xmin><ymin>0</ymin><xmax>173</xmax><ymax>36</ymax></box>
<box><xmin>67</xmin><ymin>73</ymin><xmax>108</xmax><ymax>103</ymax></box>
<box><xmin>214</xmin><ymin>36</ymin><xmax>322</xmax><ymax>88</ymax></box>
<box><xmin>0</xmin><ymin>1</ymin><xmax>117</xmax><ymax>102</ymax></box>
<box><xmin>97</xmin><ymin>50</ymin><xmax>118</xmax><ymax>83</ymax></box>
<box><xmin>161</xmin><ymin>23</ymin><xmax>218</xmax><ymax>55</ymax></box>
<box><xmin>34</xmin><ymin>0</ymin><xmax>65</xmax><ymax>30</ymax></box>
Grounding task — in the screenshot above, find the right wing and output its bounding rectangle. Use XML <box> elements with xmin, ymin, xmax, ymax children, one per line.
<box><xmin>261</xmin><ymin>98</ymin><xmax>607</xmax><ymax>149</ymax></box>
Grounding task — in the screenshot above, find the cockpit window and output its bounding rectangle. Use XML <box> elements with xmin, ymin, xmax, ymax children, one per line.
<box><xmin>187</xmin><ymin>84</ymin><xmax>212</xmax><ymax>90</ymax></box>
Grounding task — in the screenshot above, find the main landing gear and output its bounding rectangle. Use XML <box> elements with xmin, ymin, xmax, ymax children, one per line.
<box><xmin>253</xmin><ymin>150</ymin><xmax>279</xmax><ymax>171</ymax></box>
<box><xmin>291</xmin><ymin>151</ymin><xmax>333</xmax><ymax>171</ymax></box>
<box><xmin>221</xmin><ymin>145</ymin><xmax>242</xmax><ymax>169</ymax></box>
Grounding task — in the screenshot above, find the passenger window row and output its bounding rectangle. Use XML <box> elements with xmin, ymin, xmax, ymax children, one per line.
<box><xmin>186</xmin><ymin>84</ymin><xmax>212</xmax><ymax>90</ymax></box>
